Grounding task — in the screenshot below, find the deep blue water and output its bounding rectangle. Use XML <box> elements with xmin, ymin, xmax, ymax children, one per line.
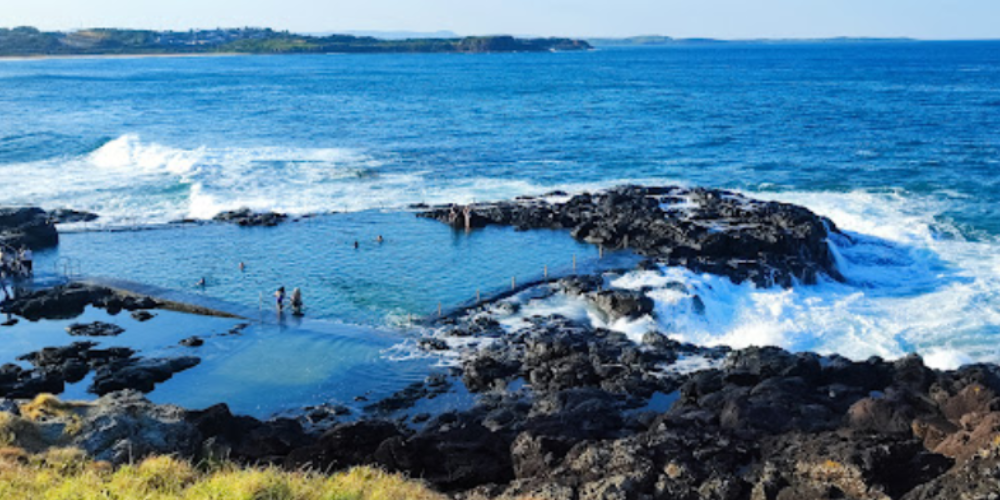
<box><xmin>1</xmin><ymin>43</ymin><xmax>1000</xmax><ymax>411</ymax></box>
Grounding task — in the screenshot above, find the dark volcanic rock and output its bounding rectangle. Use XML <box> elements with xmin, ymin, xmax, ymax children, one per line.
<box><xmin>131</xmin><ymin>310</ymin><xmax>155</xmax><ymax>322</ymax></box>
<box><xmin>1</xmin><ymin>283</ymin><xmax>159</xmax><ymax>321</ymax></box>
<box><xmin>90</xmin><ymin>356</ymin><xmax>201</xmax><ymax>395</ymax></box>
<box><xmin>47</xmin><ymin>208</ymin><xmax>99</xmax><ymax>224</ymax></box>
<box><xmin>587</xmin><ymin>289</ymin><xmax>655</xmax><ymax>320</ymax></box>
<box><xmin>419</xmin><ymin>186</ymin><xmax>844</xmax><ymax>287</ymax></box>
<box><xmin>66</xmin><ymin>321</ymin><xmax>125</xmax><ymax>337</ymax></box>
<box><xmin>179</xmin><ymin>336</ymin><xmax>204</xmax><ymax>347</ymax></box>
<box><xmin>2</xmin><ymin>342</ymin><xmax>135</xmax><ymax>399</ymax></box>
<box><xmin>213</xmin><ymin>208</ymin><xmax>288</xmax><ymax>227</ymax></box>
<box><xmin>0</xmin><ymin>206</ymin><xmax>58</xmax><ymax>250</ymax></box>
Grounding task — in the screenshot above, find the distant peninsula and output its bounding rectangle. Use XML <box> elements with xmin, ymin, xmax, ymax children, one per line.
<box><xmin>0</xmin><ymin>27</ymin><xmax>591</xmax><ymax>57</ymax></box>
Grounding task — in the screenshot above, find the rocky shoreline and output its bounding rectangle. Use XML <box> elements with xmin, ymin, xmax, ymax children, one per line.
<box><xmin>2</xmin><ymin>187</ymin><xmax>999</xmax><ymax>499</ymax></box>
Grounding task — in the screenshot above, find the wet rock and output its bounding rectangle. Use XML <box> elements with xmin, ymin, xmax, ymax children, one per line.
<box><xmin>213</xmin><ymin>208</ymin><xmax>288</xmax><ymax>227</ymax></box>
<box><xmin>364</xmin><ymin>376</ymin><xmax>452</xmax><ymax>416</ymax></box>
<box><xmin>554</xmin><ymin>275</ymin><xmax>603</xmax><ymax>296</ymax></box>
<box><xmin>47</xmin><ymin>208</ymin><xmax>99</xmax><ymax>224</ymax></box>
<box><xmin>2</xmin><ymin>283</ymin><xmax>114</xmax><ymax>321</ymax></box>
<box><xmin>90</xmin><ymin>356</ymin><xmax>201</xmax><ymax>395</ymax></box>
<box><xmin>179</xmin><ymin>336</ymin><xmax>204</xmax><ymax>347</ymax></box>
<box><xmin>66</xmin><ymin>321</ymin><xmax>125</xmax><ymax>337</ymax></box>
<box><xmin>1</xmin><ymin>342</ymin><xmax>135</xmax><ymax>399</ymax></box>
<box><xmin>587</xmin><ymin>289</ymin><xmax>654</xmax><ymax>320</ymax></box>
<box><xmin>1</xmin><ymin>284</ymin><xmax>159</xmax><ymax>322</ymax></box>
<box><xmin>131</xmin><ymin>310</ymin><xmax>155</xmax><ymax>322</ymax></box>
<box><xmin>0</xmin><ymin>206</ymin><xmax>58</xmax><ymax>250</ymax></box>
<box><xmin>419</xmin><ymin>338</ymin><xmax>449</xmax><ymax>351</ymax></box>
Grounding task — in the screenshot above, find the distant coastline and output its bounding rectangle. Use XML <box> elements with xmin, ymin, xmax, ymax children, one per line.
<box><xmin>0</xmin><ymin>27</ymin><xmax>591</xmax><ymax>57</ymax></box>
<box><xmin>0</xmin><ymin>52</ymin><xmax>243</xmax><ymax>62</ymax></box>
<box><xmin>587</xmin><ymin>35</ymin><xmax>921</xmax><ymax>47</ymax></box>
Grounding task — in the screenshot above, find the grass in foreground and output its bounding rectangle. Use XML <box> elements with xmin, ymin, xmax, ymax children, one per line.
<box><xmin>0</xmin><ymin>449</ymin><xmax>446</xmax><ymax>500</ymax></box>
<box><xmin>0</xmin><ymin>395</ymin><xmax>446</xmax><ymax>499</ymax></box>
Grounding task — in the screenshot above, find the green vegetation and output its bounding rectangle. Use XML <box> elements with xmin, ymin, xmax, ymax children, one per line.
<box><xmin>0</xmin><ymin>26</ymin><xmax>591</xmax><ymax>56</ymax></box>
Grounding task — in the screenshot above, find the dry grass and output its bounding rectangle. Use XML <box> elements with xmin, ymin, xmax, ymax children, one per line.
<box><xmin>0</xmin><ymin>395</ymin><xmax>446</xmax><ymax>499</ymax></box>
<box><xmin>0</xmin><ymin>451</ymin><xmax>447</xmax><ymax>500</ymax></box>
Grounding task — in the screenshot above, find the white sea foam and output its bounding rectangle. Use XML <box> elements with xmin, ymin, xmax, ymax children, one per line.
<box><xmin>481</xmin><ymin>188</ymin><xmax>1000</xmax><ymax>368</ymax></box>
<box><xmin>631</xmin><ymin>189</ymin><xmax>1000</xmax><ymax>367</ymax></box>
<box><xmin>0</xmin><ymin>134</ymin><xmax>666</xmax><ymax>227</ymax></box>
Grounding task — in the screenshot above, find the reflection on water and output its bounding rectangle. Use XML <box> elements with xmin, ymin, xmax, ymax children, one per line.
<box><xmin>0</xmin><ymin>306</ymin><xmax>432</xmax><ymax>418</ymax></box>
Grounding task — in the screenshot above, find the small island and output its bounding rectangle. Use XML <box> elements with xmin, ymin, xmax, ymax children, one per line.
<box><xmin>0</xmin><ymin>26</ymin><xmax>592</xmax><ymax>57</ymax></box>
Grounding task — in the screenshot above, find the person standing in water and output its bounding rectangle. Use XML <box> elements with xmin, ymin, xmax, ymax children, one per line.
<box><xmin>290</xmin><ymin>288</ymin><xmax>304</xmax><ymax>316</ymax></box>
<box><xmin>275</xmin><ymin>286</ymin><xmax>286</xmax><ymax>313</ymax></box>
<box><xmin>19</xmin><ymin>247</ymin><xmax>32</xmax><ymax>277</ymax></box>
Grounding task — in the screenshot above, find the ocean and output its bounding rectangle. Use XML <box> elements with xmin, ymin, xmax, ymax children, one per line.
<box><xmin>2</xmin><ymin>42</ymin><xmax>999</xmax><ymax>414</ymax></box>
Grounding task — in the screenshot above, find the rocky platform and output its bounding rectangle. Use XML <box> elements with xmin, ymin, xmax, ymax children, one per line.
<box><xmin>419</xmin><ymin>185</ymin><xmax>844</xmax><ymax>287</ymax></box>
<box><xmin>3</xmin><ymin>271</ymin><xmax>1000</xmax><ymax>499</ymax></box>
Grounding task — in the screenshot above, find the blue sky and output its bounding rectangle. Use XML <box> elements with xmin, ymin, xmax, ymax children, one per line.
<box><xmin>5</xmin><ymin>0</ymin><xmax>999</xmax><ymax>39</ymax></box>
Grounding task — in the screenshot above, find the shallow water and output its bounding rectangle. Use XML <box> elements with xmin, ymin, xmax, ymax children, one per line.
<box><xmin>0</xmin><ymin>306</ymin><xmax>434</xmax><ymax>418</ymax></box>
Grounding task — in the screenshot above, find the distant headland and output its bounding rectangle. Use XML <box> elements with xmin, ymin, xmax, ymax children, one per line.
<box><xmin>0</xmin><ymin>26</ymin><xmax>591</xmax><ymax>57</ymax></box>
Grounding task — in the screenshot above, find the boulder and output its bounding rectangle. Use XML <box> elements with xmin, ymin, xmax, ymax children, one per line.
<box><xmin>587</xmin><ymin>289</ymin><xmax>654</xmax><ymax>320</ymax></box>
<box><xmin>66</xmin><ymin>321</ymin><xmax>125</xmax><ymax>337</ymax></box>
<box><xmin>213</xmin><ymin>208</ymin><xmax>288</xmax><ymax>227</ymax></box>
<box><xmin>0</xmin><ymin>207</ymin><xmax>58</xmax><ymax>250</ymax></box>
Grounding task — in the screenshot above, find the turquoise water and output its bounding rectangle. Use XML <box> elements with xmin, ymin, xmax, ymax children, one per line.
<box><xmin>2</xmin><ymin>43</ymin><xmax>1000</xmax><ymax>402</ymax></box>
<box><xmin>36</xmin><ymin>211</ymin><xmax>620</xmax><ymax>325</ymax></box>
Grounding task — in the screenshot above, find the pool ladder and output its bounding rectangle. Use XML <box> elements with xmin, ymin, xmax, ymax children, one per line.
<box><xmin>54</xmin><ymin>257</ymin><xmax>83</xmax><ymax>279</ymax></box>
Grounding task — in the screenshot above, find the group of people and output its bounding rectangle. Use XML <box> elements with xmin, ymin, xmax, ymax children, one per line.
<box><xmin>447</xmin><ymin>205</ymin><xmax>474</xmax><ymax>231</ymax></box>
<box><xmin>0</xmin><ymin>245</ymin><xmax>33</xmax><ymax>279</ymax></box>
<box><xmin>274</xmin><ymin>286</ymin><xmax>304</xmax><ymax>316</ymax></box>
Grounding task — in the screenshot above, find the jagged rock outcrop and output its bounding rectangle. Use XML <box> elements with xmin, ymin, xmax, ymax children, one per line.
<box><xmin>420</xmin><ymin>186</ymin><xmax>844</xmax><ymax>287</ymax></box>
